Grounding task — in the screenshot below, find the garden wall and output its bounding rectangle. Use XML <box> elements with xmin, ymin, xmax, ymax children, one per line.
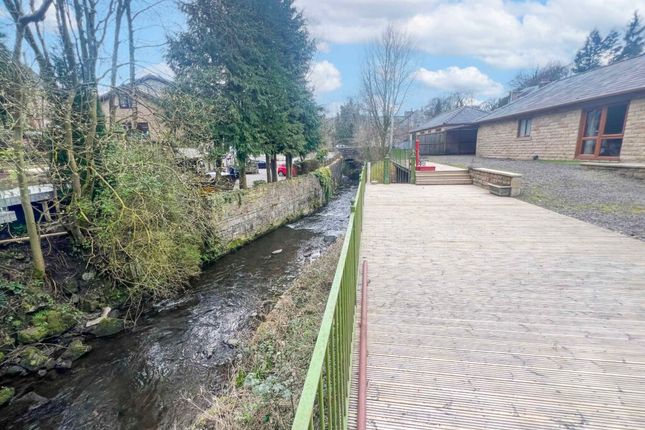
<box><xmin>207</xmin><ymin>157</ymin><xmax>343</xmax><ymax>257</ymax></box>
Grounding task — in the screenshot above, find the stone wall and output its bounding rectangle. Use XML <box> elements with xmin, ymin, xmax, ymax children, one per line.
<box><xmin>469</xmin><ymin>167</ymin><xmax>522</xmax><ymax>197</ymax></box>
<box><xmin>477</xmin><ymin>107</ymin><xmax>581</xmax><ymax>160</ymax></box>
<box><xmin>207</xmin><ymin>157</ymin><xmax>343</xmax><ymax>257</ymax></box>
<box><xmin>622</xmin><ymin>97</ymin><xmax>645</xmax><ymax>162</ymax></box>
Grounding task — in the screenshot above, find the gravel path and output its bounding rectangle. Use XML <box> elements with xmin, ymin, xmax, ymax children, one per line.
<box><xmin>427</xmin><ymin>155</ymin><xmax>645</xmax><ymax>240</ymax></box>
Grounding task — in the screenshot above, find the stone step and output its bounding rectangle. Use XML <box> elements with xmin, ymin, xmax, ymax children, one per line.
<box><xmin>416</xmin><ymin>178</ymin><xmax>473</xmax><ymax>185</ymax></box>
<box><xmin>415</xmin><ymin>170</ymin><xmax>469</xmax><ymax>177</ymax></box>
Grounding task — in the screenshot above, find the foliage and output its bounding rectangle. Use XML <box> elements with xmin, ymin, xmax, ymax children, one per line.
<box><xmin>313</xmin><ymin>166</ymin><xmax>333</xmax><ymax>201</ymax></box>
<box><xmin>613</xmin><ymin>11</ymin><xmax>645</xmax><ymax>62</ymax></box>
<box><xmin>80</xmin><ymin>143</ymin><xmax>208</xmax><ymax>297</ymax></box>
<box><xmin>334</xmin><ymin>98</ymin><xmax>361</xmax><ymax>146</ymax></box>
<box><xmin>315</xmin><ymin>148</ymin><xmax>328</xmax><ymax>163</ymax></box>
<box><xmin>167</xmin><ymin>0</ymin><xmax>321</xmax><ymax>187</ymax></box>
<box><xmin>509</xmin><ymin>62</ymin><xmax>570</xmax><ymax>91</ymax></box>
<box><xmin>573</xmin><ymin>28</ymin><xmax>621</xmax><ymax>73</ymax></box>
<box><xmin>424</xmin><ymin>92</ymin><xmax>475</xmax><ymax>118</ymax></box>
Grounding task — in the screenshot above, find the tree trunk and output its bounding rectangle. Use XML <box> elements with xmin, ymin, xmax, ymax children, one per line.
<box><xmin>9</xmin><ymin>28</ymin><xmax>46</xmax><ymax>276</ymax></box>
<box><xmin>271</xmin><ymin>154</ymin><xmax>278</xmax><ymax>181</ymax></box>
<box><xmin>125</xmin><ymin>0</ymin><xmax>137</xmax><ymax>128</ymax></box>
<box><xmin>109</xmin><ymin>0</ymin><xmax>125</xmax><ymax>128</ymax></box>
<box><xmin>265</xmin><ymin>154</ymin><xmax>272</xmax><ymax>182</ymax></box>
<box><xmin>239</xmin><ymin>164</ymin><xmax>247</xmax><ymax>189</ymax></box>
<box><xmin>286</xmin><ymin>153</ymin><xmax>292</xmax><ymax>179</ymax></box>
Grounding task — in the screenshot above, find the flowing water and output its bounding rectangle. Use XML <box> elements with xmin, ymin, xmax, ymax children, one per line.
<box><xmin>1</xmin><ymin>182</ymin><xmax>357</xmax><ymax>430</ymax></box>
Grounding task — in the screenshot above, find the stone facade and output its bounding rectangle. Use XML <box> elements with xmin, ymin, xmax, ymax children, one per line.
<box><xmin>622</xmin><ymin>97</ymin><xmax>645</xmax><ymax>162</ymax></box>
<box><xmin>207</xmin><ymin>158</ymin><xmax>343</xmax><ymax>258</ymax></box>
<box><xmin>476</xmin><ymin>96</ymin><xmax>645</xmax><ymax>162</ymax></box>
<box><xmin>477</xmin><ymin>107</ymin><xmax>581</xmax><ymax>160</ymax></box>
<box><xmin>99</xmin><ymin>97</ymin><xmax>166</xmax><ymax>141</ymax></box>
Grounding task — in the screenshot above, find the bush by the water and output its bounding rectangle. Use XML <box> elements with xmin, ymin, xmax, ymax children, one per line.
<box><xmin>81</xmin><ymin>144</ymin><xmax>208</xmax><ymax>298</ymax></box>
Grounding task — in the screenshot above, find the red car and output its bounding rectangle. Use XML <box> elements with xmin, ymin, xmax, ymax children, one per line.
<box><xmin>277</xmin><ymin>164</ymin><xmax>297</xmax><ymax>177</ymax></box>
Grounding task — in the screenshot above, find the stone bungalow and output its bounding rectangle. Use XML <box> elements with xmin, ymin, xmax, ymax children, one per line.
<box><xmin>476</xmin><ymin>54</ymin><xmax>645</xmax><ymax>162</ymax></box>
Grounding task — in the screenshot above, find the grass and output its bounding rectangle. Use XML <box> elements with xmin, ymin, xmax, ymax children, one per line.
<box><xmin>193</xmin><ymin>239</ymin><xmax>343</xmax><ymax>429</ymax></box>
<box><xmin>369</xmin><ymin>160</ymin><xmax>397</xmax><ymax>184</ymax></box>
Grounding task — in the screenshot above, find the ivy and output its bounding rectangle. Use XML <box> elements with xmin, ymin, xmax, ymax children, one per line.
<box><xmin>313</xmin><ymin>166</ymin><xmax>333</xmax><ymax>202</ymax></box>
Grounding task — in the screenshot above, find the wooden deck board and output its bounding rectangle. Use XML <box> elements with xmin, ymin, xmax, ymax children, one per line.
<box><xmin>348</xmin><ymin>184</ymin><xmax>645</xmax><ymax>429</ymax></box>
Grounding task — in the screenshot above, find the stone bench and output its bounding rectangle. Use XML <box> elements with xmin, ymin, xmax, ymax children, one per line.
<box><xmin>469</xmin><ymin>167</ymin><xmax>522</xmax><ymax>197</ymax></box>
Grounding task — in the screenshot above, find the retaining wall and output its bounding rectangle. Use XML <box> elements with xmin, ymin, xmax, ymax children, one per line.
<box><xmin>207</xmin><ymin>157</ymin><xmax>343</xmax><ymax>258</ymax></box>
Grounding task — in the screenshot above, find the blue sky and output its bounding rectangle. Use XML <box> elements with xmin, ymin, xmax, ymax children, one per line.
<box><xmin>2</xmin><ymin>0</ymin><xmax>644</xmax><ymax>115</ymax></box>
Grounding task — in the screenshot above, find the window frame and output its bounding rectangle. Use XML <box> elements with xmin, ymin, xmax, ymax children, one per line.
<box><xmin>575</xmin><ymin>101</ymin><xmax>629</xmax><ymax>160</ymax></box>
<box><xmin>517</xmin><ymin>118</ymin><xmax>532</xmax><ymax>138</ymax></box>
<box><xmin>118</xmin><ymin>94</ymin><xmax>136</xmax><ymax>109</ymax></box>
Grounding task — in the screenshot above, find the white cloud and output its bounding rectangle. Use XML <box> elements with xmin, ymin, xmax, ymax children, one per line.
<box><xmin>415</xmin><ymin>66</ymin><xmax>505</xmax><ymax>98</ymax></box>
<box><xmin>308</xmin><ymin>60</ymin><xmax>342</xmax><ymax>95</ymax></box>
<box><xmin>316</xmin><ymin>41</ymin><xmax>331</xmax><ymax>53</ymax></box>
<box><xmin>296</xmin><ymin>0</ymin><xmax>644</xmax><ymax>69</ymax></box>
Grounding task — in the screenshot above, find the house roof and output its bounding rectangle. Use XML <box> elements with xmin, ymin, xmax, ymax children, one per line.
<box><xmin>410</xmin><ymin>106</ymin><xmax>487</xmax><ymax>133</ymax></box>
<box><xmin>98</xmin><ymin>74</ymin><xmax>172</xmax><ymax>102</ymax></box>
<box><xmin>478</xmin><ymin>54</ymin><xmax>645</xmax><ymax>123</ymax></box>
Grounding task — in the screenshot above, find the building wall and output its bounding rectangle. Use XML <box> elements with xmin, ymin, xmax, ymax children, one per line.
<box><xmin>99</xmin><ymin>97</ymin><xmax>166</xmax><ymax>141</ymax></box>
<box><xmin>621</xmin><ymin>97</ymin><xmax>645</xmax><ymax>162</ymax></box>
<box><xmin>476</xmin><ymin>107</ymin><xmax>581</xmax><ymax>160</ymax></box>
<box><xmin>476</xmin><ymin>96</ymin><xmax>645</xmax><ymax>161</ymax></box>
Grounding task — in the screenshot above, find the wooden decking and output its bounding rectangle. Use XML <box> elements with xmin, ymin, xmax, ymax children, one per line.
<box><xmin>349</xmin><ymin>183</ymin><xmax>645</xmax><ymax>429</ymax></box>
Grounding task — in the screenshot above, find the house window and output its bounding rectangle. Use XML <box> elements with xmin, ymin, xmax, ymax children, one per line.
<box><xmin>118</xmin><ymin>94</ymin><xmax>136</xmax><ymax>109</ymax></box>
<box><xmin>136</xmin><ymin>122</ymin><xmax>149</xmax><ymax>136</ymax></box>
<box><xmin>517</xmin><ymin>118</ymin><xmax>532</xmax><ymax>137</ymax></box>
<box><xmin>577</xmin><ymin>102</ymin><xmax>628</xmax><ymax>159</ymax></box>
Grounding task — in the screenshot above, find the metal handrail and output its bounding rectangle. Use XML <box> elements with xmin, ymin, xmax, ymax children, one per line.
<box><xmin>291</xmin><ymin>165</ymin><xmax>366</xmax><ymax>430</ymax></box>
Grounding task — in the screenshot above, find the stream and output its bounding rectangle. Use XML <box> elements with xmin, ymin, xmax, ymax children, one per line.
<box><xmin>1</xmin><ymin>182</ymin><xmax>357</xmax><ymax>430</ymax></box>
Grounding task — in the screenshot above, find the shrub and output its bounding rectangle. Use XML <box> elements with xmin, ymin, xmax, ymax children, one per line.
<box><xmin>312</xmin><ymin>166</ymin><xmax>333</xmax><ymax>201</ymax></box>
<box><xmin>80</xmin><ymin>143</ymin><xmax>209</xmax><ymax>298</ymax></box>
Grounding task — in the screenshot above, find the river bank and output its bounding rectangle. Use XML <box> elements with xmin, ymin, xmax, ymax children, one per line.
<box><xmin>0</xmin><ymin>169</ymin><xmax>357</xmax><ymax>428</ymax></box>
<box><xmin>194</xmin><ymin>238</ymin><xmax>343</xmax><ymax>429</ymax></box>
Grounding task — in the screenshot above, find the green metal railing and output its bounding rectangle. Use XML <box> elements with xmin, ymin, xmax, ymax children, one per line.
<box><xmin>292</xmin><ymin>165</ymin><xmax>366</xmax><ymax>430</ymax></box>
<box><xmin>389</xmin><ymin>147</ymin><xmax>415</xmax><ymax>183</ymax></box>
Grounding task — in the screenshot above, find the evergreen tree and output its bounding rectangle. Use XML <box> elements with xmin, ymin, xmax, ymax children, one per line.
<box><xmin>334</xmin><ymin>98</ymin><xmax>361</xmax><ymax>146</ymax></box>
<box><xmin>614</xmin><ymin>11</ymin><xmax>645</xmax><ymax>62</ymax></box>
<box><xmin>168</xmin><ymin>0</ymin><xmax>319</xmax><ymax>186</ymax></box>
<box><xmin>573</xmin><ymin>30</ymin><xmax>605</xmax><ymax>73</ymax></box>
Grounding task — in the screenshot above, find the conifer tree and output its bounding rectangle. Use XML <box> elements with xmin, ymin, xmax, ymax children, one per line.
<box><xmin>614</xmin><ymin>11</ymin><xmax>645</xmax><ymax>62</ymax></box>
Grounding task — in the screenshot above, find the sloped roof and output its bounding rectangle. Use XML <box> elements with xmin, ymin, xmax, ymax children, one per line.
<box><xmin>478</xmin><ymin>54</ymin><xmax>645</xmax><ymax>123</ymax></box>
<box><xmin>98</xmin><ymin>74</ymin><xmax>172</xmax><ymax>102</ymax></box>
<box><xmin>411</xmin><ymin>106</ymin><xmax>487</xmax><ymax>132</ymax></box>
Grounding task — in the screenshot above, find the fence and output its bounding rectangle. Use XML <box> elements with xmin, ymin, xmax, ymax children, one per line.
<box><xmin>291</xmin><ymin>165</ymin><xmax>366</xmax><ymax>430</ymax></box>
<box><xmin>389</xmin><ymin>148</ymin><xmax>415</xmax><ymax>183</ymax></box>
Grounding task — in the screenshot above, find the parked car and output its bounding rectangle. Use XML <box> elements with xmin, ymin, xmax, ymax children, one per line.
<box><xmin>277</xmin><ymin>164</ymin><xmax>297</xmax><ymax>177</ymax></box>
<box><xmin>257</xmin><ymin>159</ymin><xmax>267</xmax><ymax>169</ymax></box>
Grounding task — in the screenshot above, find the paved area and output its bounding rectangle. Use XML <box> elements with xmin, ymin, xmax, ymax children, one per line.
<box><xmin>426</xmin><ymin>155</ymin><xmax>645</xmax><ymax>240</ymax></box>
<box><xmin>349</xmin><ymin>183</ymin><xmax>645</xmax><ymax>429</ymax></box>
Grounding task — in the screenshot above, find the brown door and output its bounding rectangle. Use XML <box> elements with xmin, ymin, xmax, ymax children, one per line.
<box><xmin>576</xmin><ymin>103</ymin><xmax>629</xmax><ymax>160</ymax></box>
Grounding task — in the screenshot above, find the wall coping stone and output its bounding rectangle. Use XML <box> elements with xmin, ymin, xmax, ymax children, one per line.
<box><xmin>470</xmin><ymin>167</ymin><xmax>523</xmax><ymax>178</ymax></box>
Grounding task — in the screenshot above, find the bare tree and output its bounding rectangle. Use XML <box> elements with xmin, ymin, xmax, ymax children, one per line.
<box><xmin>361</xmin><ymin>23</ymin><xmax>415</xmax><ymax>158</ymax></box>
<box><xmin>1</xmin><ymin>0</ymin><xmax>54</xmax><ymax>276</ymax></box>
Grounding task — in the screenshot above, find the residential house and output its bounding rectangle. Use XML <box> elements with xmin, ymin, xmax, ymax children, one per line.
<box><xmin>99</xmin><ymin>74</ymin><xmax>171</xmax><ymax>141</ymax></box>
<box><xmin>476</xmin><ymin>54</ymin><xmax>645</xmax><ymax>162</ymax></box>
<box><xmin>410</xmin><ymin>106</ymin><xmax>487</xmax><ymax>156</ymax></box>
